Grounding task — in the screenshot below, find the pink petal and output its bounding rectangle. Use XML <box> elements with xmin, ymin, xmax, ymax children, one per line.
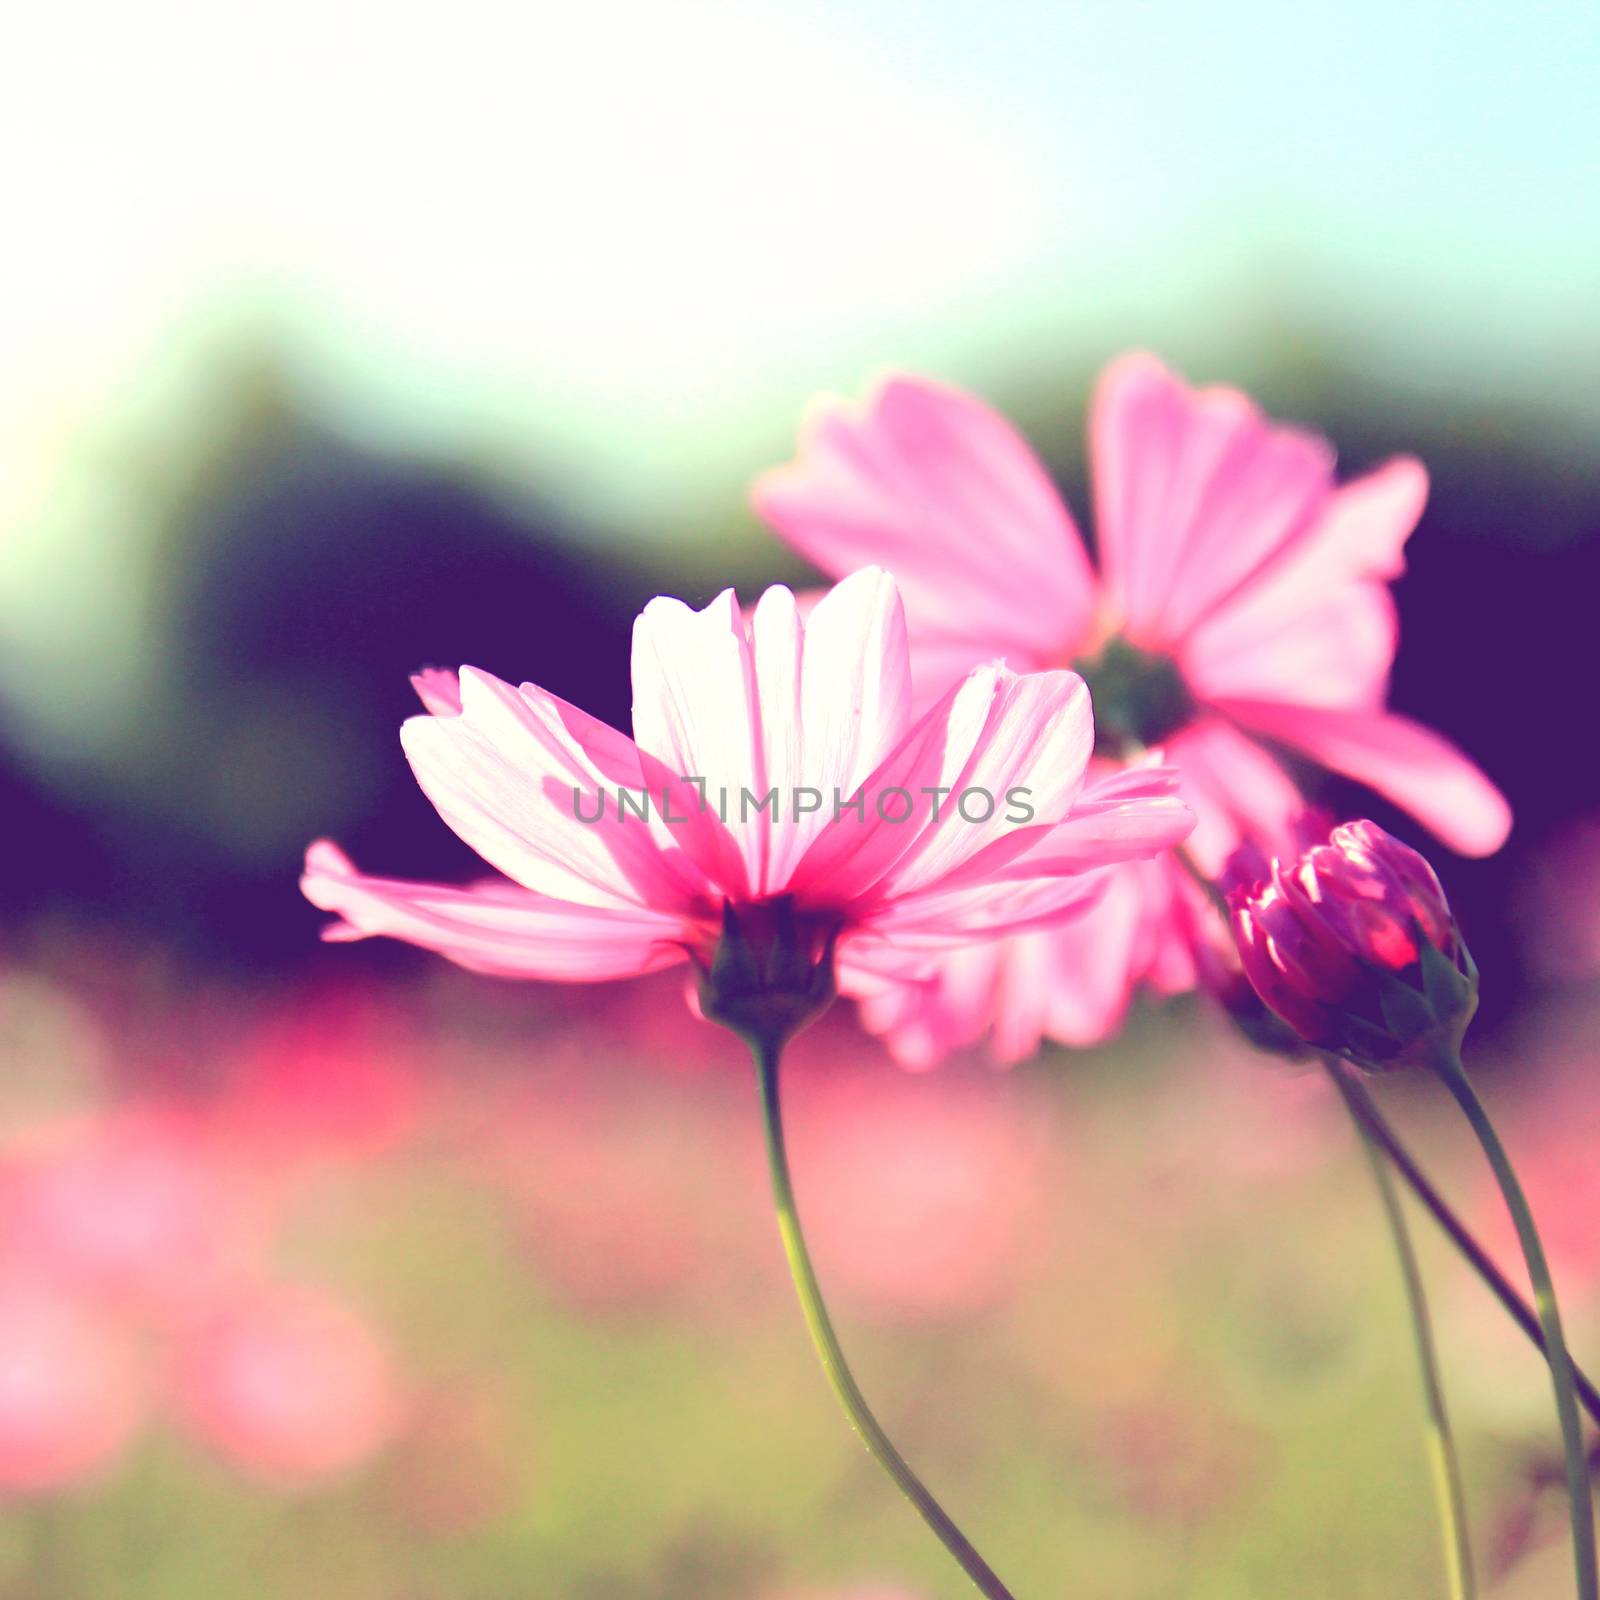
<box><xmin>789</xmin><ymin>665</ymin><xmax>1023</xmax><ymax>903</ymax></box>
<box><xmin>942</xmin><ymin>759</ymin><xmax>1194</xmax><ymax>887</ymax></box>
<box><xmin>1180</xmin><ymin>457</ymin><xmax>1426</xmax><ymax>709</ymax></box>
<box><xmin>1162</xmin><ymin>717</ymin><xmax>1305</xmax><ymax>875</ymax></box>
<box><xmin>858</xmin><ymin>926</ymin><xmax>1110</xmax><ymax>1069</ymax></box>
<box><xmin>840</xmin><ymin>754</ymin><xmax>1192</xmax><ymax>948</ymax></box>
<box><xmin>991</xmin><ymin>933</ymin><xmax>1075</xmax><ymax>1061</ymax></box>
<box><xmin>754</xmin><ymin>375</ymin><xmax>1098</xmax><ymax>689</ymax></box>
<box><xmin>1302</xmin><ymin>453</ymin><xmax>1425</xmax><ymax>580</ymax></box>
<box><xmin>852</xmin><ymin>944</ymin><xmax>1012</xmax><ymax>1069</ymax></box>
<box><xmin>790</xmin><ymin>665</ymin><xmax>1094</xmax><ymax>905</ymax></box>
<box><xmin>1215</xmin><ymin>700</ymin><xmax>1513</xmax><ymax>857</ymax></box>
<box><xmin>796</xmin><ymin>570</ymin><xmax>915</xmax><ymax>795</ymax></box>
<box><xmin>1030</xmin><ymin>874</ymin><xmax>1149</xmax><ymax>1048</ymax></box>
<box><xmin>1184</xmin><ymin>587</ymin><xmax>1397</xmax><ymax>712</ymax></box>
<box><xmin>882</xmin><ymin>669</ymin><xmax>1096</xmax><ymax>895</ymax></box>
<box><xmin>409</xmin><ymin>668</ymin><xmax>463</xmax><ymax>717</ymax></box>
<box><xmin>400</xmin><ymin>667</ymin><xmax>716</xmax><ymax>912</ymax></box>
<box><xmin>849</xmin><ymin>852</ymin><xmax>1201</xmax><ymax>1068</ymax></box>
<box><xmin>630</xmin><ymin>587</ymin><xmax>762</xmax><ymax>884</ymax></box>
<box><xmin>802</xmin><ymin>590</ymin><xmax>1034</xmax><ymax>716</ymax></box>
<box><xmin>1091</xmin><ymin>353</ymin><xmax>1335</xmax><ymax>649</ymax></box>
<box><xmin>757</xmin><ymin>571</ymin><xmax>914</xmax><ymax>890</ymax></box>
<box><xmin>301</xmin><ymin>842</ymin><xmax>691</xmax><ymax>982</ymax></box>
<box><xmin>841</xmin><ymin>868</ymin><xmax>1113</xmax><ymax>957</ymax></box>
<box><xmin>745</xmin><ymin>584</ymin><xmax>804</xmax><ymax>890</ymax></box>
<box><xmin>630</xmin><ymin>571</ymin><xmax>914</xmax><ymax>896</ymax></box>
<box><xmin>1045</xmin><ymin>859</ymin><xmax>1204</xmax><ymax>1040</ymax></box>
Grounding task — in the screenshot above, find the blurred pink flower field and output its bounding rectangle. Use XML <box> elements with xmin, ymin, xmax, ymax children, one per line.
<box><xmin>0</xmin><ymin>943</ymin><xmax>1594</xmax><ymax>1597</ymax></box>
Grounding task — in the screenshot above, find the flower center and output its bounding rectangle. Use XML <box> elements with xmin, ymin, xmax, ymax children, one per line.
<box><xmin>1072</xmin><ymin>637</ymin><xmax>1195</xmax><ymax>756</ymax></box>
<box><xmin>695</xmin><ymin>898</ymin><xmax>841</xmax><ymax>1051</ymax></box>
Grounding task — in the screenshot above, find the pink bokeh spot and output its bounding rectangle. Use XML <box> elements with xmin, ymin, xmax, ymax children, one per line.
<box><xmin>1476</xmin><ymin>1056</ymin><xmax>1600</xmax><ymax>1305</ymax></box>
<box><xmin>222</xmin><ymin>992</ymin><xmax>423</xmax><ymax>1166</ymax></box>
<box><xmin>784</xmin><ymin>1064</ymin><xmax>1051</xmax><ymax>1321</ymax></box>
<box><xmin>2</xmin><ymin>1107</ymin><xmax>268</xmax><ymax>1320</ymax></box>
<box><xmin>174</xmin><ymin>1283</ymin><xmax>405</xmax><ymax>1491</ymax></box>
<box><xmin>0</xmin><ymin>1280</ymin><xmax>147</xmax><ymax>1497</ymax></box>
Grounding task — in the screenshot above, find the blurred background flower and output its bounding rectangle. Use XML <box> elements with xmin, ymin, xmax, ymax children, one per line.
<box><xmin>2</xmin><ymin>0</ymin><xmax>1597</xmax><ymax>1593</ymax></box>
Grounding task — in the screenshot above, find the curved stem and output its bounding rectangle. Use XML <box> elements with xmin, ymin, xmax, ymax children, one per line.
<box><xmin>749</xmin><ymin>1036</ymin><xmax>1018</xmax><ymax>1600</ymax></box>
<box><xmin>1429</xmin><ymin>1043</ymin><xmax>1596</xmax><ymax>1600</ymax></box>
<box><xmin>1333</xmin><ymin>1068</ymin><xmax>1475</xmax><ymax>1600</ymax></box>
<box><xmin>1331</xmin><ymin>1063</ymin><xmax>1600</xmax><ymax>1428</ymax></box>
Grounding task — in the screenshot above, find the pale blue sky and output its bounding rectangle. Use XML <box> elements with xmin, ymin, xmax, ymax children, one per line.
<box><xmin>1</xmin><ymin>0</ymin><xmax>1595</xmax><ymax>748</ymax></box>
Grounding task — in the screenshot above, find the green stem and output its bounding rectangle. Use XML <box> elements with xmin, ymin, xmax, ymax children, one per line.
<box><xmin>1430</xmin><ymin>1043</ymin><xmax>1596</xmax><ymax>1600</ymax></box>
<box><xmin>750</xmin><ymin>1036</ymin><xmax>1018</xmax><ymax>1600</ymax></box>
<box><xmin>1332</xmin><ymin>1066</ymin><xmax>1475</xmax><ymax>1600</ymax></box>
<box><xmin>1332</xmin><ymin>1064</ymin><xmax>1600</xmax><ymax>1428</ymax></box>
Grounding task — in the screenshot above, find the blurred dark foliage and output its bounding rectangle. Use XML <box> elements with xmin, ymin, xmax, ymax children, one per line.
<box><xmin>2</xmin><ymin>424</ymin><xmax>650</xmax><ymax>978</ymax></box>
<box><xmin>1345</xmin><ymin>416</ymin><xmax>1600</xmax><ymax>1028</ymax></box>
<box><xmin>3</xmin><ymin>384</ymin><xmax>1597</xmax><ymax>1041</ymax></box>
<box><xmin>176</xmin><ymin>428</ymin><xmax>641</xmax><ymax>919</ymax></box>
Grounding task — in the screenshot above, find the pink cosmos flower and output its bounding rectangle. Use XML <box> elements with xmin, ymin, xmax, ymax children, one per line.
<box><xmin>754</xmin><ymin>356</ymin><xmax>1510</xmax><ymax>1063</ymax></box>
<box><xmin>302</xmin><ymin>568</ymin><xmax>1193</xmax><ymax>1015</ymax></box>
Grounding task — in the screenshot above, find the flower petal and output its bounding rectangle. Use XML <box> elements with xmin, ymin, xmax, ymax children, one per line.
<box><xmin>754</xmin><ymin>375</ymin><xmax>1097</xmax><ymax>687</ymax></box>
<box><xmin>401</xmin><ymin>667</ymin><xmax>715</xmax><ymax>911</ymax></box>
<box><xmin>1216</xmin><ymin>700</ymin><xmax>1512</xmax><ymax>857</ymax></box>
<box><xmin>630</xmin><ymin>571</ymin><xmax>914</xmax><ymax>896</ymax></box>
<box><xmin>1181</xmin><ymin>457</ymin><xmax>1426</xmax><ymax>709</ymax></box>
<box><xmin>759</xmin><ymin>570</ymin><xmax>914</xmax><ymax>890</ymax></box>
<box><xmin>1092</xmin><ymin>353</ymin><xmax>1334</xmax><ymax>649</ymax></box>
<box><xmin>846</xmin><ymin>755</ymin><xmax>1192</xmax><ymax>943</ymax></box>
<box><xmin>409</xmin><ymin>668</ymin><xmax>464</xmax><ymax>717</ymax></box>
<box><xmin>850</xmin><ymin>944</ymin><xmax>1011</xmax><ymax>1070</ymax></box>
<box><xmin>847</xmin><ymin>846</ymin><xmax>1202</xmax><ymax>1068</ymax></box>
<box><xmin>841</xmin><ymin>868</ymin><xmax>1113</xmax><ymax>956</ymax></box>
<box><xmin>1037</xmin><ymin>860</ymin><xmax>1199</xmax><ymax>1045</ymax></box>
<box><xmin>1161</xmin><ymin>716</ymin><xmax>1306</xmax><ymax>875</ymax></box>
<box><xmin>882</xmin><ymin>669</ymin><xmax>1096</xmax><ymax>896</ymax></box>
<box><xmin>789</xmin><ymin>665</ymin><xmax>1094</xmax><ymax>905</ymax></box>
<box><xmin>301</xmin><ymin>842</ymin><xmax>691</xmax><ymax>982</ymax></box>
<box><xmin>939</xmin><ymin>759</ymin><xmax>1194</xmax><ymax>887</ymax></box>
<box><xmin>630</xmin><ymin>588</ymin><xmax>763</xmax><ymax>893</ymax></box>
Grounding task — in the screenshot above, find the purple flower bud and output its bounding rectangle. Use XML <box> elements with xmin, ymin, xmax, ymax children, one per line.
<box><xmin>1227</xmin><ymin>821</ymin><xmax>1476</xmax><ymax>1069</ymax></box>
<box><xmin>1177</xmin><ymin>865</ymin><xmax>1312</xmax><ymax>1061</ymax></box>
